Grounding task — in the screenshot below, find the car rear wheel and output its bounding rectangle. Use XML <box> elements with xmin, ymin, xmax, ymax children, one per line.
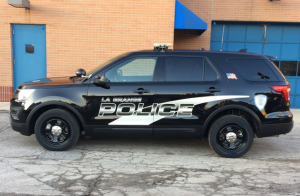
<box><xmin>208</xmin><ymin>115</ymin><xmax>254</xmax><ymax>158</ymax></box>
<box><xmin>35</xmin><ymin>109</ymin><xmax>80</xmax><ymax>151</ymax></box>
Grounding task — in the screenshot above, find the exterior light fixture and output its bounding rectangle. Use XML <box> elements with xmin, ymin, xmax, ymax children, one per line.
<box><xmin>7</xmin><ymin>0</ymin><xmax>30</xmax><ymax>9</ymax></box>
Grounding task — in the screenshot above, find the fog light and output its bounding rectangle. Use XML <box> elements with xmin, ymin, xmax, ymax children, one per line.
<box><xmin>11</xmin><ymin>115</ymin><xmax>19</xmax><ymax>120</ymax></box>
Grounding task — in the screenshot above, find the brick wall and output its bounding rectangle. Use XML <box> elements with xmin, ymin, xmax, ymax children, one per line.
<box><xmin>0</xmin><ymin>0</ymin><xmax>175</xmax><ymax>101</ymax></box>
<box><xmin>174</xmin><ymin>0</ymin><xmax>300</xmax><ymax>50</ymax></box>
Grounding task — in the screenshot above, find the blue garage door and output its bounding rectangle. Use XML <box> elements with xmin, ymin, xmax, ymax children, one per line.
<box><xmin>211</xmin><ymin>22</ymin><xmax>300</xmax><ymax>108</ymax></box>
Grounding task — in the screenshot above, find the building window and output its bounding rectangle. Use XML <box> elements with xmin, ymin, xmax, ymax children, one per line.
<box><xmin>272</xmin><ymin>61</ymin><xmax>279</xmax><ymax>68</ymax></box>
<box><xmin>25</xmin><ymin>44</ymin><xmax>34</xmax><ymax>54</ymax></box>
<box><xmin>280</xmin><ymin>61</ymin><xmax>298</xmax><ymax>76</ymax></box>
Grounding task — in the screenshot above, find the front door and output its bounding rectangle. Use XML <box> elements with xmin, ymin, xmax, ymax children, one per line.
<box><xmin>12</xmin><ymin>24</ymin><xmax>47</xmax><ymax>91</ymax></box>
<box><xmin>153</xmin><ymin>56</ymin><xmax>227</xmax><ymax>138</ymax></box>
<box><xmin>87</xmin><ymin>56</ymin><xmax>159</xmax><ymax>137</ymax></box>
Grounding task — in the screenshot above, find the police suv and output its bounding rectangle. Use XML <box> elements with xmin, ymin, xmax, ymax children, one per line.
<box><xmin>10</xmin><ymin>44</ymin><xmax>293</xmax><ymax>158</ymax></box>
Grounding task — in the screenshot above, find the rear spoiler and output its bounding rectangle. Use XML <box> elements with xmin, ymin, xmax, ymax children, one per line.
<box><xmin>265</xmin><ymin>55</ymin><xmax>277</xmax><ymax>60</ymax></box>
<box><xmin>238</xmin><ymin>49</ymin><xmax>277</xmax><ymax>59</ymax></box>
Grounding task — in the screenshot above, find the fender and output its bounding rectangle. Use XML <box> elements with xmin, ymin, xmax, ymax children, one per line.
<box><xmin>201</xmin><ymin>105</ymin><xmax>262</xmax><ymax>138</ymax></box>
<box><xmin>26</xmin><ymin>101</ymin><xmax>92</xmax><ymax>136</ymax></box>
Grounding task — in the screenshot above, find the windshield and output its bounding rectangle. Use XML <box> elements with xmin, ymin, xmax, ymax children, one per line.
<box><xmin>86</xmin><ymin>52</ymin><xmax>130</xmax><ymax>76</ymax></box>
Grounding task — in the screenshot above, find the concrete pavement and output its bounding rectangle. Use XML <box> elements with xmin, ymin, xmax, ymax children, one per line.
<box><xmin>0</xmin><ymin>110</ymin><xmax>299</xmax><ymax>195</ymax></box>
<box><xmin>0</xmin><ymin>102</ymin><xmax>9</xmax><ymax>111</ymax></box>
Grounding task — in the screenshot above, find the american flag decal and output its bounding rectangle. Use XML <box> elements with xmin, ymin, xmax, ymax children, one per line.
<box><xmin>226</xmin><ymin>73</ymin><xmax>238</xmax><ymax>80</ymax></box>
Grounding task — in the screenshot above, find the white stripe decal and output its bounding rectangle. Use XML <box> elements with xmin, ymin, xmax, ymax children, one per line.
<box><xmin>108</xmin><ymin>95</ymin><xmax>249</xmax><ymax>125</ymax></box>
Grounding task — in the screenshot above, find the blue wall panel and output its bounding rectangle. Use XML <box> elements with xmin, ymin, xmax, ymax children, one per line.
<box><xmin>282</xmin><ymin>26</ymin><xmax>300</xmax><ymax>41</ymax></box>
<box><xmin>245</xmin><ymin>43</ymin><xmax>263</xmax><ymax>54</ymax></box>
<box><xmin>263</xmin><ymin>44</ymin><xmax>281</xmax><ymax>59</ymax></box>
<box><xmin>287</xmin><ymin>77</ymin><xmax>300</xmax><ymax>108</ymax></box>
<box><xmin>210</xmin><ymin>42</ymin><xmax>227</xmax><ymax>51</ymax></box>
<box><xmin>294</xmin><ymin>96</ymin><xmax>300</xmax><ymax>108</ymax></box>
<box><xmin>228</xmin><ymin>25</ymin><xmax>246</xmax><ymax>41</ymax></box>
<box><xmin>288</xmin><ymin>78</ymin><xmax>297</xmax><ymax>95</ymax></box>
<box><xmin>246</xmin><ymin>25</ymin><xmax>264</xmax><ymax>41</ymax></box>
<box><xmin>210</xmin><ymin>42</ymin><xmax>221</xmax><ymax>50</ymax></box>
<box><xmin>266</xmin><ymin>26</ymin><xmax>283</xmax><ymax>41</ymax></box>
<box><xmin>210</xmin><ymin>22</ymin><xmax>300</xmax><ymax>108</ymax></box>
<box><xmin>211</xmin><ymin>25</ymin><xmax>223</xmax><ymax>41</ymax></box>
<box><xmin>281</xmin><ymin>44</ymin><xmax>300</xmax><ymax>60</ymax></box>
<box><xmin>227</xmin><ymin>43</ymin><xmax>245</xmax><ymax>51</ymax></box>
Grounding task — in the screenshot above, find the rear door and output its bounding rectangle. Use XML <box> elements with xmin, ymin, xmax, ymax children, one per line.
<box><xmin>87</xmin><ymin>56</ymin><xmax>159</xmax><ymax>137</ymax></box>
<box><xmin>153</xmin><ymin>56</ymin><xmax>227</xmax><ymax>138</ymax></box>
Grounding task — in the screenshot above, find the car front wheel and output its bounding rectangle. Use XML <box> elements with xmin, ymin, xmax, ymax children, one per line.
<box><xmin>208</xmin><ymin>115</ymin><xmax>254</xmax><ymax>158</ymax></box>
<box><xmin>35</xmin><ymin>109</ymin><xmax>80</xmax><ymax>151</ymax></box>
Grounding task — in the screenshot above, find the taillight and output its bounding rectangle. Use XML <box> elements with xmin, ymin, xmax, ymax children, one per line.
<box><xmin>270</xmin><ymin>85</ymin><xmax>291</xmax><ymax>102</ymax></box>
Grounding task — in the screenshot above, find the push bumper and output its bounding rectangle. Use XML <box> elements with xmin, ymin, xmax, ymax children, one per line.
<box><xmin>259</xmin><ymin>121</ymin><xmax>293</xmax><ymax>138</ymax></box>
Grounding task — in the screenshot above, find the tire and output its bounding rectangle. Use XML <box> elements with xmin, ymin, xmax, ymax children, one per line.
<box><xmin>35</xmin><ymin>109</ymin><xmax>80</xmax><ymax>151</ymax></box>
<box><xmin>208</xmin><ymin>115</ymin><xmax>254</xmax><ymax>158</ymax></box>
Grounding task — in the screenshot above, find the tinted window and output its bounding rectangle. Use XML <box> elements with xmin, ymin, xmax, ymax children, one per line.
<box><xmin>105</xmin><ymin>57</ymin><xmax>157</xmax><ymax>82</ymax></box>
<box><xmin>165</xmin><ymin>57</ymin><xmax>203</xmax><ymax>82</ymax></box>
<box><xmin>229</xmin><ymin>59</ymin><xmax>278</xmax><ymax>81</ymax></box>
<box><xmin>204</xmin><ymin>60</ymin><xmax>217</xmax><ymax>81</ymax></box>
<box><xmin>280</xmin><ymin>61</ymin><xmax>297</xmax><ymax>76</ymax></box>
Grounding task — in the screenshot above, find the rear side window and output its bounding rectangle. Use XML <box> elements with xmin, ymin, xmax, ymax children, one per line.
<box><xmin>165</xmin><ymin>57</ymin><xmax>204</xmax><ymax>82</ymax></box>
<box><xmin>228</xmin><ymin>59</ymin><xmax>278</xmax><ymax>81</ymax></box>
<box><xmin>204</xmin><ymin>60</ymin><xmax>217</xmax><ymax>81</ymax></box>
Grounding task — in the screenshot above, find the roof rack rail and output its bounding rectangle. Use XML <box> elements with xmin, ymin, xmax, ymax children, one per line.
<box><xmin>238</xmin><ymin>49</ymin><xmax>247</xmax><ymax>52</ymax></box>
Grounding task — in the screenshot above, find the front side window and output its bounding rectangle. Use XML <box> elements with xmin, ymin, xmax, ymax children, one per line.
<box><xmin>165</xmin><ymin>57</ymin><xmax>204</xmax><ymax>82</ymax></box>
<box><xmin>105</xmin><ymin>57</ymin><xmax>157</xmax><ymax>82</ymax></box>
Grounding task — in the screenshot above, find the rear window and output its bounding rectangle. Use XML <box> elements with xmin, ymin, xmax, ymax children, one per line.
<box><xmin>228</xmin><ymin>59</ymin><xmax>278</xmax><ymax>81</ymax></box>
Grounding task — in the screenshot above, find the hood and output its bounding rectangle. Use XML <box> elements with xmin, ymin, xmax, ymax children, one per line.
<box><xmin>21</xmin><ymin>77</ymin><xmax>76</xmax><ymax>88</ymax></box>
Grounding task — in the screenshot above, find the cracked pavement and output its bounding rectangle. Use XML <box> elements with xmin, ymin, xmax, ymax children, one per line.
<box><xmin>0</xmin><ymin>110</ymin><xmax>300</xmax><ymax>196</ymax></box>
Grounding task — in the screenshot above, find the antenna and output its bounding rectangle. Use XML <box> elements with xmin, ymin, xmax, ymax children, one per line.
<box><xmin>239</xmin><ymin>49</ymin><xmax>247</xmax><ymax>53</ymax></box>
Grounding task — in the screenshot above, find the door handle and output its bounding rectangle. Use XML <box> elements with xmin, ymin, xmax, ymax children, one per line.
<box><xmin>133</xmin><ymin>89</ymin><xmax>150</xmax><ymax>93</ymax></box>
<box><xmin>205</xmin><ymin>88</ymin><xmax>221</xmax><ymax>92</ymax></box>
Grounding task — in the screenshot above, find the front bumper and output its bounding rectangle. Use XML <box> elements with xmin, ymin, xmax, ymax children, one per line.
<box><xmin>10</xmin><ymin>97</ymin><xmax>32</xmax><ymax>136</ymax></box>
<box><xmin>259</xmin><ymin>121</ymin><xmax>293</xmax><ymax>137</ymax></box>
<box><xmin>10</xmin><ymin>115</ymin><xmax>32</xmax><ymax>136</ymax></box>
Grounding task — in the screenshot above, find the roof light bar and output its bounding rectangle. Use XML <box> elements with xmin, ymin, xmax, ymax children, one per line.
<box><xmin>153</xmin><ymin>43</ymin><xmax>172</xmax><ymax>52</ymax></box>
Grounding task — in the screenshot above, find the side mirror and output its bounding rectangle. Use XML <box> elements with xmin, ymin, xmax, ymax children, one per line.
<box><xmin>76</xmin><ymin>69</ymin><xmax>86</xmax><ymax>77</ymax></box>
<box><xmin>93</xmin><ymin>74</ymin><xmax>110</xmax><ymax>89</ymax></box>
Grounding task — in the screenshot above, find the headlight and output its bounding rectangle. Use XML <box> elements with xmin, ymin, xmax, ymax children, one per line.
<box><xmin>17</xmin><ymin>89</ymin><xmax>35</xmax><ymax>101</ymax></box>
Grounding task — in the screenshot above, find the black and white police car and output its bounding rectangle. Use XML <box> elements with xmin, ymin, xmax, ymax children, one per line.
<box><xmin>10</xmin><ymin>44</ymin><xmax>293</xmax><ymax>158</ymax></box>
